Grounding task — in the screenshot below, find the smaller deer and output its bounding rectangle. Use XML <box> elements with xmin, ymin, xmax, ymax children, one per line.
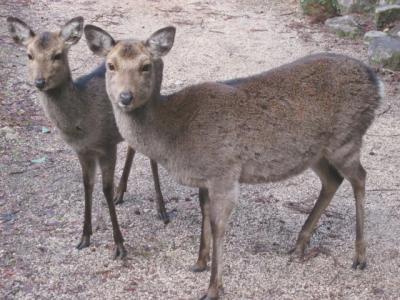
<box><xmin>6</xmin><ymin>16</ymin><xmax>170</xmax><ymax>259</ymax></box>
<box><xmin>85</xmin><ymin>25</ymin><xmax>381</xmax><ymax>299</ymax></box>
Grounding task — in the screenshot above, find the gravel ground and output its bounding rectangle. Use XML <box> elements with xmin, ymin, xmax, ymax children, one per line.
<box><xmin>1</xmin><ymin>0</ymin><xmax>400</xmax><ymax>299</ymax></box>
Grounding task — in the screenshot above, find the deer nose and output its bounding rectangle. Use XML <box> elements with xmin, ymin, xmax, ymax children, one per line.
<box><xmin>35</xmin><ymin>78</ymin><xmax>46</xmax><ymax>90</ymax></box>
<box><xmin>119</xmin><ymin>91</ymin><xmax>134</xmax><ymax>106</ymax></box>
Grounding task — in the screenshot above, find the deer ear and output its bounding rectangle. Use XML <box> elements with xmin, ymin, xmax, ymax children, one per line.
<box><xmin>145</xmin><ymin>26</ymin><xmax>175</xmax><ymax>58</ymax></box>
<box><xmin>60</xmin><ymin>16</ymin><xmax>84</xmax><ymax>46</ymax></box>
<box><xmin>7</xmin><ymin>16</ymin><xmax>35</xmax><ymax>46</ymax></box>
<box><xmin>84</xmin><ymin>25</ymin><xmax>116</xmax><ymax>56</ymax></box>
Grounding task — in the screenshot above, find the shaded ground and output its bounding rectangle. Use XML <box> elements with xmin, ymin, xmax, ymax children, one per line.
<box><xmin>1</xmin><ymin>0</ymin><xmax>400</xmax><ymax>299</ymax></box>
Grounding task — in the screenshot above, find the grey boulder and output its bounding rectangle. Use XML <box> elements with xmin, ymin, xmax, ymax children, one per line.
<box><xmin>368</xmin><ymin>36</ymin><xmax>400</xmax><ymax>70</ymax></box>
<box><xmin>325</xmin><ymin>15</ymin><xmax>361</xmax><ymax>37</ymax></box>
<box><xmin>375</xmin><ymin>4</ymin><xmax>400</xmax><ymax>30</ymax></box>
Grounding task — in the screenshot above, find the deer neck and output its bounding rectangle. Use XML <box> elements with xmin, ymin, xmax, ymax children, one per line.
<box><xmin>38</xmin><ymin>71</ymin><xmax>85</xmax><ymax>134</ymax></box>
<box><xmin>115</xmin><ymin>96</ymin><xmax>178</xmax><ymax>167</ymax></box>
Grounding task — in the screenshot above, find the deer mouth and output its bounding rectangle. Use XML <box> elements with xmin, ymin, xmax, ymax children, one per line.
<box><xmin>118</xmin><ymin>101</ymin><xmax>131</xmax><ymax>109</ymax></box>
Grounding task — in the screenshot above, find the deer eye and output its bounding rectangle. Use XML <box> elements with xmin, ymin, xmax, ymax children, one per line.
<box><xmin>141</xmin><ymin>63</ymin><xmax>151</xmax><ymax>72</ymax></box>
<box><xmin>53</xmin><ymin>53</ymin><xmax>62</xmax><ymax>60</ymax></box>
<box><xmin>107</xmin><ymin>63</ymin><xmax>116</xmax><ymax>71</ymax></box>
<box><xmin>27</xmin><ymin>53</ymin><xmax>33</xmax><ymax>60</ymax></box>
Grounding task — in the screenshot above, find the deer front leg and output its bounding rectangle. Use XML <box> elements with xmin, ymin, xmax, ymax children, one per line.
<box><xmin>201</xmin><ymin>182</ymin><xmax>237</xmax><ymax>300</ymax></box>
<box><xmin>76</xmin><ymin>152</ymin><xmax>96</xmax><ymax>250</ymax></box>
<box><xmin>193</xmin><ymin>188</ymin><xmax>211</xmax><ymax>272</ymax></box>
<box><xmin>99</xmin><ymin>148</ymin><xmax>127</xmax><ymax>259</ymax></box>
<box><xmin>150</xmin><ymin>159</ymin><xmax>170</xmax><ymax>224</ymax></box>
<box><xmin>114</xmin><ymin>146</ymin><xmax>135</xmax><ymax>205</ymax></box>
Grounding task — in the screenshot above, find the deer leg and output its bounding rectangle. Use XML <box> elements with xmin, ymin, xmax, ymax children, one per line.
<box><xmin>114</xmin><ymin>146</ymin><xmax>135</xmax><ymax>205</ymax></box>
<box><xmin>150</xmin><ymin>159</ymin><xmax>170</xmax><ymax>224</ymax></box>
<box><xmin>329</xmin><ymin>155</ymin><xmax>367</xmax><ymax>269</ymax></box>
<box><xmin>201</xmin><ymin>182</ymin><xmax>237</xmax><ymax>300</ymax></box>
<box><xmin>76</xmin><ymin>152</ymin><xmax>96</xmax><ymax>250</ymax></box>
<box><xmin>193</xmin><ymin>188</ymin><xmax>211</xmax><ymax>272</ymax></box>
<box><xmin>99</xmin><ymin>147</ymin><xmax>127</xmax><ymax>259</ymax></box>
<box><xmin>350</xmin><ymin>165</ymin><xmax>367</xmax><ymax>270</ymax></box>
<box><xmin>293</xmin><ymin>158</ymin><xmax>343</xmax><ymax>257</ymax></box>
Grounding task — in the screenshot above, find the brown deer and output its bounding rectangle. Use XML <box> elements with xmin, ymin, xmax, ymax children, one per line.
<box><xmin>6</xmin><ymin>16</ymin><xmax>170</xmax><ymax>259</ymax></box>
<box><xmin>84</xmin><ymin>24</ymin><xmax>382</xmax><ymax>299</ymax></box>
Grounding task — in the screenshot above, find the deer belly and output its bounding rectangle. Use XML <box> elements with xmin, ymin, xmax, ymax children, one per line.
<box><xmin>239</xmin><ymin>156</ymin><xmax>316</xmax><ymax>184</ymax></box>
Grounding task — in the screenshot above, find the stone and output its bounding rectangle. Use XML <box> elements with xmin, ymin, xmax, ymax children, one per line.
<box><xmin>368</xmin><ymin>36</ymin><xmax>400</xmax><ymax>70</ymax></box>
<box><xmin>387</xmin><ymin>21</ymin><xmax>400</xmax><ymax>36</ymax></box>
<box><xmin>364</xmin><ymin>30</ymin><xmax>387</xmax><ymax>44</ymax></box>
<box><xmin>375</xmin><ymin>5</ymin><xmax>400</xmax><ymax>30</ymax></box>
<box><xmin>338</xmin><ymin>0</ymin><xmax>378</xmax><ymax>13</ymax></box>
<box><xmin>379</xmin><ymin>0</ymin><xmax>400</xmax><ymax>5</ymax></box>
<box><xmin>0</xmin><ymin>126</ymin><xmax>18</xmax><ymax>140</ymax></box>
<box><xmin>325</xmin><ymin>15</ymin><xmax>362</xmax><ymax>38</ymax></box>
<box><xmin>301</xmin><ymin>0</ymin><xmax>339</xmax><ymax>22</ymax></box>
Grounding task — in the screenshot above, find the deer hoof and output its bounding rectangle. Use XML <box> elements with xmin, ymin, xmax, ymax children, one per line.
<box><xmin>200</xmin><ymin>295</ymin><xmax>218</xmax><ymax>300</ymax></box>
<box><xmin>191</xmin><ymin>262</ymin><xmax>208</xmax><ymax>273</ymax></box>
<box><xmin>113</xmin><ymin>192</ymin><xmax>125</xmax><ymax>205</ymax></box>
<box><xmin>352</xmin><ymin>259</ymin><xmax>367</xmax><ymax>270</ymax></box>
<box><xmin>288</xmin><ymin>246</ymin><xmax>305</xmax><ymax>259</ymax></box>
<box><xmin>76</xmin><ymin>235</ymin><xmax>90</xmax><ymax>250</ymax></box>
<box><xmin>352</xmin><ymin>242</ymin><xmax>366</xmax><ymax>270</ymax></box>
<box><xmin>158</xmin><ymin>210</ymin><xmax>171</xmax><ymax>225</ymax></box>
<box><xmin>113</xmin><ymin>243</ymin><xmax>127</xmax><ymax>260</ymax></box>
<box><xmin>200</xmin><ymin>287</ymin><xmax>223</xmax><ymax>300</ymax></box>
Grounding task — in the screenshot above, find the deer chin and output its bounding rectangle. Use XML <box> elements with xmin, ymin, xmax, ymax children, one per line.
<box><xmin>117</xmin><ymin>102</ymin><xmax>141</xmax><ymax>113</ymax></box>
<box><xmin>117</xmin><ymin>100</ymin><xmax>147</xmax><ymax>112</ymax></box>
<box><xmin>41</xmin><ymin>83</ymin><xmax>56</xmax><ymax>92</ymax></box>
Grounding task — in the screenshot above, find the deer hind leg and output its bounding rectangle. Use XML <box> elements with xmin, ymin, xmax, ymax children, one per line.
<box><xmin>99</xmin><ymin>147</ymin><xmax>126</xmax><ymax>259</ymax></box>
<box><xmin>76</xmin><ymin>152</ymin><xmax>96</xmax><ymax>250</ymax></box>
<box><xmin>114</xmin><ymin>146</ymin><xmax>135</xmax><ymax>205</ymax></box>
<box><xmin>150</xmin><ymin>159</ymin><xmax>170</xmax><ymax>224</ymax></box>
<box><xmin>193</xmin><ymin>188</ymin><xmax>211</xmax><ymax>272</ymax></box>
<box><xmin>293</xmin><ymin>157</ymin><xmax>343</xmax><ymax>257</ymax></box>
<box><xmin>328</xmin><ymin>145</ymin><xmax>367</xmax><ymax>269</ymax></box>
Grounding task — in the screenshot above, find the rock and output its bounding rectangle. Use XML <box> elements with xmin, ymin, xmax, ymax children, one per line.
<box><xmin>325</xmin><ymin>15</ymin><xmax>361</xmax><ymax>38</ymax></box>
<box><xmin>364</xmin><ymin>30</ymin><xmax>387</xmax><ymax>44</ymax></box>
<box><xmin>338</xmin><ymin>0</ymin><xmax>378</xmax><ymax>13</ymax></box>
<box><xmin>301</xmin><ymin>0</ymin><xmax>339</xmax><ymax>22</ymax></box>
<box><xmin>375</xmin><ymin>5</ymin><xmax>400</xmax><ymax>30</ymax></box>
<box><xmin>0</xmin><ymin>126</ymin><xmax>18</xmax><ymax>140</ymax></box>
<box><xmin>388</xmin><ymin>21</ymin><xmax>400</xmax><ymax>35</ymax></box>
<box><xmin>379</xmin><ymin>0</ymin><xmax>400</xmax><ymax>5</ymax></box>
<box><xmin>368</xmin><ymin>36</ymin><xmax>400</xmax><ymax>70</ymax></box>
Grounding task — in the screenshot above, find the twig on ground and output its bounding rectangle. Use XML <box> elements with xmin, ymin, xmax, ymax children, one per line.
<box><xmin>250</xmin><ymin>28</ymin><xmax>270</xmax><ymax>32</ymax></box>
<box><xmin>155</xmin><ymin>7</ymin><xmax>184</xmax><ymax>13</ymax></box>
<box><xmin>367</xmin><ymin>188</ymin><xmax>400</xmax><ymax>192</ymax></box>
<box><xmin>280</xmin><ymin>12</ymin><xmax>295</xmax><ymax>16</ymax></box>
<box><xmin>377</xmin><ymin>104</ymin><xmax>392</xmax><ymax>117</ymax></box>
<box><xmin>366</xmin><ymin>133</ymin><xmax>400</xmax><ymax>137</ymax></box>
<box><xmin>303</xmin><ymin>246</ymin><xmax>343</xmax><ymax>268</ymax></box>
<box><xmin>9</xmin><ymin>169</ymin><xmax>26</xmax><ymax>175</ymax></box>
<box><xmin>209</xmin><ymin>29</ymin><xmax>225</xmax><ymax>34</ymax></box>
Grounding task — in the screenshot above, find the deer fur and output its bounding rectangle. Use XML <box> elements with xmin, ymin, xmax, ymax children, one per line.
<box><xmin>84</xmin><ymin>24</ymin><xmax>381</xmax><ymax>299</ymax></box>
<box><xmin>6</xmin><ymin>16</ymin><xmax>171</xmax><ymax>259</ymax></box>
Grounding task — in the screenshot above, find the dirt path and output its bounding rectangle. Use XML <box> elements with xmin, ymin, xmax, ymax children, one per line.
<box><xmin>1</xmin><ymin>0</ymin><xmax>400</xmax><ymax>299</ymax></box>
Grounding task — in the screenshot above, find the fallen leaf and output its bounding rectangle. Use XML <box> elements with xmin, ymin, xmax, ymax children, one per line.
<box><xmin>31</xmin><ymin>157</ymin><xmax>46</xmax><ymax>164</ymax></box>
<box><xmin>41</xmin><ymin>126</ymin><xmax>51</xmax><ymax>133</ymax></box>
